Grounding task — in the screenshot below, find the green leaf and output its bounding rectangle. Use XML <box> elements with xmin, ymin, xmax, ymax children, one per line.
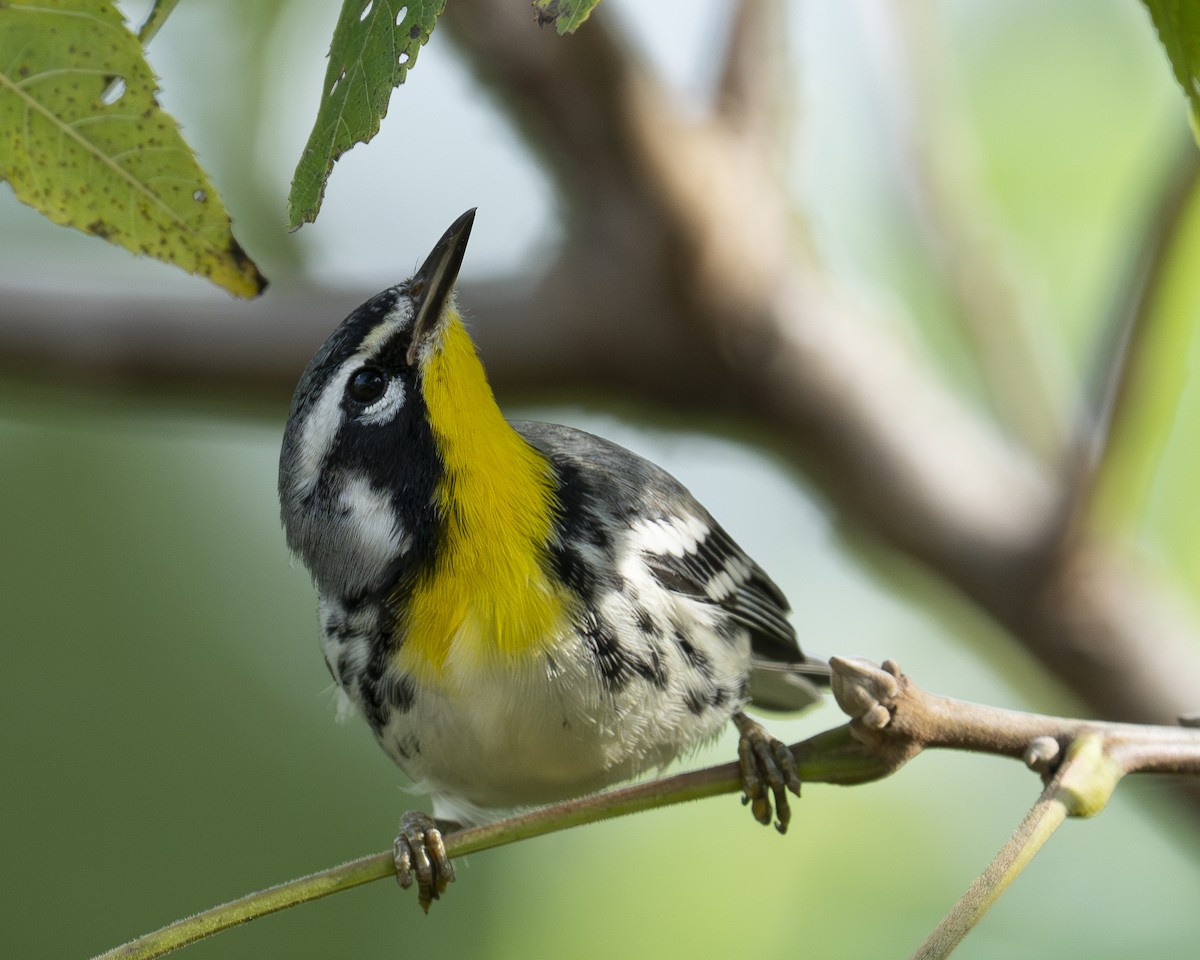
<box><xmin>1142</xmin><ymin>0</ymin><xmax>1200</xmax><ymax>141</ymax></box>
<box><xmin>532</xmin><ymin>0</ymin><xmax>603</xmax><ymax>35</ymax></box>
<box><xmin>0</xmin><ymin>0</ymin><xmax>266</xmax><ymax>298</ymax></box>
<box><xmin>287</xmin><ymin>0</ymin><xmax>446</xmax><ymax>229</ymax></box>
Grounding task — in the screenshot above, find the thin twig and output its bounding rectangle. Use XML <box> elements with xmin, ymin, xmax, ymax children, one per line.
<box><xmin>830</xmin><ymin>657</ymin><xmax>1197</xmax><ymax>955</ymax></box>
<box><xmin>90</xmin><ymin>726</ymin><xmax>881</xmax><ymax>960</ymax></box>
<box><xmin>913</xmin><ymin>784</ymin><xmax>1071</xmax><ymax>960</ymax></box>
<box><xmin>137</xmin><ymin>0</ymin><xmax>183</xmax><ymax>47</ymax></box>
<box><xmin>831</xmin><ymin>657</ymin><xmax>1200</xmax><ymax>775</ymax></box>
<box><xmin>910</xmin><ymin>735</ymin><xmax>1112</xmax><ymax>960</ymax></box>
<box><xmin>91</xmin><ymin>658</ymin><xmax>1200</xmax><ymax>960</ymax></box>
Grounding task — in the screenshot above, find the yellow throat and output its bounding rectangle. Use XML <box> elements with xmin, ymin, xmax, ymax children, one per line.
<box><xmin>396</xmin><ymin>312</ymin><xmax>569</xmax><ymax>684</ymax></box>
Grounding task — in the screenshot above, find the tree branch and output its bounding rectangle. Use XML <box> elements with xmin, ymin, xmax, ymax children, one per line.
<box><xmin>714</xmin><ymin>0</ymin><xmax>788</xmax><ymax>150</ymax></box>
<box><xmin>90</xmin><ymin>657</ymin><xmax>1200</xmax><ymax>960</ymax></box>
<box><xmin>831</xmin><ymin>656</ymin><xmax>1200</xmax><ymax>776</ymax></box>
<box><xmin>91</xmin><ymin>725</ymin><xmax>881</xmax><ymax>960</ymax></box>
<box><xmin>912</xmin><ymin>752</ymin><xmax>1075</xmax><ymax>960</ymax></box>
<box><xmin>829</xmin><ymin>655</ymin><xmax>1200</xmax><ymax>957</ymax></box>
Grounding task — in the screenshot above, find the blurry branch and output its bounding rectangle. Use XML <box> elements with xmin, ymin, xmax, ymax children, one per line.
<box><xmin>887</xmin><ymin>0</ymin><xmax>1067</xmax><ymax>461</ymax></box>
<box><xmin>91</xmin><ymin>657</ymin><xmax>1200</xmax><ymax>960</ymax></box>
<box><xmin>1068</xmin><ymin>133</ymin><xmax>1200</xmax><ymax>535</ymax></box>
<box><xmin>0</xmin><ymin>282</ymin><xmax>357</xmax><ymax>399</ymax></box>
<box><xmin>4</xmin><ymin>2</ymin><xmax>1200</xmax><ymax>768</ymax></box>
<box><xmin>439</xmin><ymin>0</ymin><xmax>1200</xmax><ymax>733</ymax></box>
<box><xmin>714</xmin><ymin>0</ymin><xmax>788</xmax><ymax>151</ymax></box>
<box><xmin>1090</xmin><ymin>134</ymin><xmax>1200</xmax><ymax>458</ymax></box>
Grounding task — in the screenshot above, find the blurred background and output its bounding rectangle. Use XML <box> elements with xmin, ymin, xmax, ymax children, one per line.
<box><xmin>4</xmin><ymin>0</ymin><xmax>1200</xmax><ymax>957</ymax></box>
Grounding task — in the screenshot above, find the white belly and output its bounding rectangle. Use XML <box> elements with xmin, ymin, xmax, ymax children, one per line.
<box><xmin>383</xmin><ymin>630</ymin><xmax>749</xmax><ymax>823</ymax></box>
<box><xmin>326</xmin><ymin>590</ymin><xmax>756</xmax><ymax>826</ymax></box>
<box><xmin>378</xmin><ymin>643</ymin><xmax>664</xmax><ymax>814</ymax></box>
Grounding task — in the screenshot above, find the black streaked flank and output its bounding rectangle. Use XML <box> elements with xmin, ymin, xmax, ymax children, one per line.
<box><xmin>550</xmin><ymin>543</ymin><xmax>599</xmax><ymax>600</ymax></box>
<box><xmin>384</xmin><ymin>672</ymin><xmax>416</xmax><ymax>712</ymax></box>
<box><xmin>335</xmin><ymin>649</ymin><xmax>354</xmax><ymax>685</ymax></box>
<box><xmin>639</xmin><ymin>643</ymin><xmax>669</xmax><ymax>689</ymax></box>
<box><xmin>674</xmin><ymin>632</ymin><xmax>713</xmax><ymax>678</ymax></box>
<box><xmin>636</xmin><ymin>608</ymin><xmax>662</xmax><ymax>639</ymax></box>
<box><xmin>684</xmin><ymin>683</ymin><xmax>730</xmax><ymax>715</ymax></box>
<box><xmin>583</xmin><ymin>617</ymin><xmax>669</xmax><ymax>692</ymax></box>
<box><xmin>583</xmin><ymin>618</ymin><xmax>632</xmax><ymax>690</ymax></box>
<box><xmin>360</xmin><ymin>631</ymin><xmax>416</xmax><ymax>733</ymax></box>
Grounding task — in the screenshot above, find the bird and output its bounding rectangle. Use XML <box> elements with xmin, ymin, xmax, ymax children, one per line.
<box><xmin>278</xmin><ymin>209</ymin><xmax>827</xmax><ymax>910</ymax></box>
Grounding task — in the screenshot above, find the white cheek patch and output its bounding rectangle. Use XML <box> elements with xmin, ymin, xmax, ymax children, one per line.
<box><xmin>358</xmin><ymin>376</ymin><xmax>406</xmax><ymax>426</ymax></box>
<box><xmin>338</xmin><ymin>473</ymin><xmax>410</xmax><ymax>581</ymax></box>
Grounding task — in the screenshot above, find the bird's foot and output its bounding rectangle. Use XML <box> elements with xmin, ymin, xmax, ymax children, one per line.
<box><xmin>733</xmin><ymin>712</ymin><xmax>801</xmax><ymax>834</ymax></box>
<box><xmin>394</xmin><ymin>810</ymin><xmax>456</xmax><ymax>911</ymax></box>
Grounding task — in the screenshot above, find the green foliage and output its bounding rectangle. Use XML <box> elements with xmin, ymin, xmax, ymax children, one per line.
<box><xmin>1142</xmin><ymin>0</ymin><xmax>1200</xmax><ymax>138</ymax></box>
<box><xmin>532</xmin><ymin>0</ymin><xmax>604</xmax><ymax>35</ymax></box>
<box><xmin>0</xmin><ymin>0</ymin><xmax>265</xmax><ymax>297</ymax></box>
<box><xmin>0</xmin><ymin>0</ymin><xmax>608</xmax><ymax>285</ymax></box>
<box><xmin>286</xmin><ymin>0</ymin><xmax>447</xmax><ymax>229</ymax></box>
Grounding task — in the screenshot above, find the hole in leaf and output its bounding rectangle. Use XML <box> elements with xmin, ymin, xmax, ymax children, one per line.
<box><xmin>328</xmin><ymin>67</ymin><xmax>346</xmax><ymax>97</ymax></box>
<box><xmin>100</xmin><ymin>77</ymin><xmax>126</xmax><ymax>106</ymax></box>
<box><xmin>360</xmin><ymin>0</ymin><xmax>373</xmax><ymax>20</ymax></box>
<box><xmin>395</xmin><ymin>5</ymin><xmax>408</xmax><ymax>26</ymax></box>
<box><xmin>193</xmin><ymin>189</ymin><xmax>207</xmax><ymax>203</ymax></box>
<box><xmin>399</xmin><ymin>51</ymin><xmax>410</xmax><ymax>66</ymax></box>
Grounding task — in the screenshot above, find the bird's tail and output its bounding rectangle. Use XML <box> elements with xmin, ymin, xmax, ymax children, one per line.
<box><xmin>747</xmin><ymin>656</ymin><xmax>831</xmax><ymax>712</ymax></box>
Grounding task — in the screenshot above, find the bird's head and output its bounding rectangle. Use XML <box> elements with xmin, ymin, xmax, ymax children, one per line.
<box><xmin>278</xmin><ymin>209</ymin><xmax>477</xmax><ymax>600</ymax></box>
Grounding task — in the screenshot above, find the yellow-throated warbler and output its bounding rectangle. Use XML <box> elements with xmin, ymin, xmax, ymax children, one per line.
<box><xmin>279</xmin><ymin>210</ymin><xmax>827</xmax><ymax>909</ymax></box>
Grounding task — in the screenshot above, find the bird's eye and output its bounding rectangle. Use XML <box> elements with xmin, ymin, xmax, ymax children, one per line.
<box><xmin>346</xmin><ymin>366</ymin><xmax>387</xmax><ymax>404</ymax></box>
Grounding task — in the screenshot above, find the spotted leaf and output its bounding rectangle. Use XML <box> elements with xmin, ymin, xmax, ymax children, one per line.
<box><xmin>0</xmin><ymin>0</ymin><xmax>266</xmax><ymax>297</ymax></box>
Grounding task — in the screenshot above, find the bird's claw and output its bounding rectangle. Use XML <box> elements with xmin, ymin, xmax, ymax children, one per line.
<box><xmin>394</xmin><ymin>810</ymin><xmax>455</xmax><ymax>911</ymax></box>
<box><xmin>734</xmin><ymin>712</ymin><xmax>801</xmax><ymax>834</ymax></box>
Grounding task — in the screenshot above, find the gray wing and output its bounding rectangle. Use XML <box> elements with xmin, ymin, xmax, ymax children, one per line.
<box><xmin>515</xmin><ymin>420</ymin><xmax>827</xmax><ymax>709</ymax></box>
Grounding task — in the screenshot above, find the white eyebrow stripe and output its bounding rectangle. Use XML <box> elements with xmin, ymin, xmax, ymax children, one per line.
<box><xmin>357</xmin><ymin>303</ymin><xmax>413</xmax><ymax>359</ymax></box>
